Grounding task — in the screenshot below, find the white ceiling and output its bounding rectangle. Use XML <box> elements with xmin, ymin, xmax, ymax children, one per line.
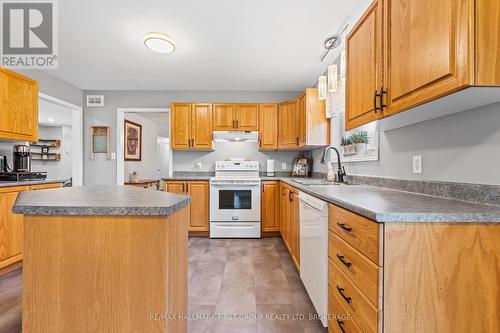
<box><xmin>39</xmin><ymin>99</ymin><xmax>73</xmax><ymax>127</ymax></box>
<box><xmin>46</xmin><ymin>0</ymin><xmax>370</xmax><ymax>91</ymax></box>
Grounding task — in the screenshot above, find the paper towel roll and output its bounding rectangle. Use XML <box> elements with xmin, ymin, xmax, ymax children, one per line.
<box><xmin>266</xmin><ymin>159</ymin><xmax>275</xmax><ymax>176</ymax></box>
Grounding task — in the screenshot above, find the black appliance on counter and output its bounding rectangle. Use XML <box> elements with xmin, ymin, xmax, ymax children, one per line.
<box><xmin>0</xmin><ymin>171</ymin><xmax>47</xmax><ymax>182</ymax></box>
<box><xmin>0</xmin><ymin>155</ymin><xmax>9</xmax><ymax>172</ymax></box>
<box><xmin>13</xmin><ymin>144</ymin><xmax>30</xmax><ymax>172</ymax></box>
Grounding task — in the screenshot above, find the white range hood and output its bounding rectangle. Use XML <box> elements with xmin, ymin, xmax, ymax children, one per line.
<box><xmin>213</xmin><ymin>131</ymin><xmax>259</xmax><ymax>143</ymax></box>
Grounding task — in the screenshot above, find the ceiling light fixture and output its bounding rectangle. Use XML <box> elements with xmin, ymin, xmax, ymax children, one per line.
<box><xmin>327</xmin><ymin>64</ymin><xmax>338</xmax><ymax>92</ymax></box>
<box><xmin>318</xmin><ymin>76</ymin><xmax>327</xmax><ymax>100</ymax></box>
<box><xmin>143</xmin><ymin>32</ymin><xmax>176</xmax><ymax>54</ymax></box>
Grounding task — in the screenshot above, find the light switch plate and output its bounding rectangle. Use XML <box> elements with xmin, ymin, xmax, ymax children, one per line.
<box><xmin>413</xmin><ymin>155</ymin><xmax>422</xmax><ymax>174</ymax></box>
<box><xmin>281</xmin><ymin>162</ymin><xmax>287</xmax><ymax>170</ymax></box>
<box><xmin>195</xmin><ymin>162</ymin><xmax>202</xmax><ymax>169</ymax></box>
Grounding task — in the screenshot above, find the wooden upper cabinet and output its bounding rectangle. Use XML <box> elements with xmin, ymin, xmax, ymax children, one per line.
<box><xmin>0</xmin><ymin>68</ymin><xmax>38</xmax><ymax>142</ymax></box>
<box><xmin>383</xmin><ymin>0</ymin><xmax>471</xmax><ymax>117</ymax></box>
<box><xmin>171</xmin><ymin>103</ymin><xmax>213</xmax><ymax>150</ymax></box>
<box><xmin>259</xmin><ymin>104</ymin><xmax>278</xmax><ymax>150</ymax></box>
<box><xmin>213</xmin><ymin>103</ymin><xmax>236</xmax><ymax>130</ymax></box>
<box><xmin>191</xmin><ymin>103</ymin><xmax>213</xmax><ymax>149</ymax></box>
<box><xmin>235</xmin><ymin>104</ymin><xmax>259</xmax><ymax>130</ymax></box>
<box><xmin>261</xmin><ymin>181</ymin><xmax>280</xmax><ymax>233</ymax></box>
<box><xmin>278</xmin><ymin>100</ymin><xmax>299</xmax><ymax>149</ymax></box>
<box><xmin>171</xmin><ymin>103</ymin><xmax>191</xmax><ymax>149</ymax></box>
<box><xmin>213</xmin><ymin>103</ymin><xmax>259</xmax><ymax>131</ymax></box>
<box><xmin>278</xmin><ymin>88</ymin><xmax>329</xmax><ymax>149</ymax></box>
<box><xmin>345</xmin><ymin>0</ymin><xmax>383</xmax><ymax>131</ymax></box>
<box><xmin>476</xmin><ymin>0</ymin><xmax>500</xmax><ymax>86</ymax></box>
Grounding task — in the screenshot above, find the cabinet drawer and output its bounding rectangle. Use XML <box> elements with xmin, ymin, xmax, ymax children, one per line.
<box><xmin>329</xmin><ymin>232</ymin><xmax>380</xmax><ymax>307</ymax></box>
<box><xmin>329</xmin><ymin>259</ymin><xmax>379</xmax><ymax>332</ymax></box>
<box><xmin>329</xmin><ymin>204</ymin><xmax>380</xmax><ymax>264</ymax></box>
<box><xmin>328</xmin><ymin>285</ymin><xmax>363</xmax><ymax>333</ymax></box>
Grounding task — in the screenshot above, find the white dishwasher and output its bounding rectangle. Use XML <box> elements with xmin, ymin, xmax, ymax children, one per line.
<box><xmin>299</xmin><ymin>191</ymin><xmax>329</xmax><ymax>327</ymax></box>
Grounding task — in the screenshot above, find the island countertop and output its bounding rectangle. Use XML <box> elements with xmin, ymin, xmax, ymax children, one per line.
<box><xmin>13</xmin><ymin>185</ymin><xmax>191</xmax><ymax>216</ymax></box>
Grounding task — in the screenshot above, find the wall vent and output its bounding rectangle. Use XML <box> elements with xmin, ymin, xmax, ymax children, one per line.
<box><xmin>86</xmin><ymin>95</ymin><xmax>104</xmax><ymax>107</ymax></box>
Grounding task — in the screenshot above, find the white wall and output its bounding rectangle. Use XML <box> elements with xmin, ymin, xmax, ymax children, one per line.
<box><xmin>314</xmin><ymin>102</ymin><xmax>500</xmax><ymax>185</ymax></box>
<box><xmin>173</xmin><ymin>142</ymin><xmax>299</xmax><ymax>172</ymax></box>
<box><xmin>123</xmin><ymin>113</ymin><xmax>162</xmax><ymax>181</ymax></box>
<box><xmin>83</xmin><ymin>90</ymin><xmax>299</xmax><ymax>184</ymax></box>
<box><xmin>31</xmin><ymin>126</ymin><xmax>73</xmax><ymax>180</ymax></box>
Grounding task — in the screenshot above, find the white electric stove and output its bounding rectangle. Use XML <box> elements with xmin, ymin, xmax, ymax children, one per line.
<box><xmin>209</xmin><ymin>160</ymin><xmax>261</xmax><ymax>238</ymax></box>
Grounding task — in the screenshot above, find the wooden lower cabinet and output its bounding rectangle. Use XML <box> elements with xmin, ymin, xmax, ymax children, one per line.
<box><xmin>0</xmin><ymin>183</ymin><xmax>63</xmax><ymax>276</ymax></box>
<box><xmin>164</xmin><ymin>180</ymin><xmax>209</xmax><ymax>233</ymax></box>
<box><xmin>278</xmin><ymin>183</ymin><xmax>300</xmax><ymax>269</ymax></box>
<box><xmin>261</xmin><ymin>181</ymin><xmax>280</xmax><ymax>234</ymax></box>
<box><xmin>328</xmin><ymin>203</ymin><xmax>500</xmax><ymax>332</ymax></box>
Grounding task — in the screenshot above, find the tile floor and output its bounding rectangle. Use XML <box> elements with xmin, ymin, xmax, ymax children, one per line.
<box><xmin>0</xmin><ymin>237</ymin><xmax>326</xmax><ymax>333</ymax></box>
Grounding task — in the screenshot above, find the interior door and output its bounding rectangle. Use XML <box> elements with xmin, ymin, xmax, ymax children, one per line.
<box><xmin>213</xmin><ymin>103</ymin><xmax>236</xmax><ymax>130</ymax></box>
<box><xmin>191</xmin><ymin>103</ymin><xmax>213</xmax><ymax>149</ymax></box>
<box><xmin>187</xmin><ymin>181</ymin><xmax>209</xmax><ymax>232</ymax></box>
<box><xmin>235</xmin><ymin>104</ymin><xmax>259</xmax><ymax>130</ymax></box>
<box><xmin>384</xmin><ymin>0</ymin><xmax>470</xmax><ymax>116</ymax></box>
<box><xmin>170</xmin><ymin>104</ymin><xmax>191</xmax><ymax>149</ymax></box>
<box><xmin>278</xmin><ymin>100</ymin><xmax>299</xmax><ymax>149</ymax></box>
<box><xmin>345</xmin><ymin>0</ymin><xmax>383</xmax><ymax>130</ymax></box>
<box><xmin>258</xmin><ymin>104</ymin><xmax>278</xmax><ymax>150</ymax></box>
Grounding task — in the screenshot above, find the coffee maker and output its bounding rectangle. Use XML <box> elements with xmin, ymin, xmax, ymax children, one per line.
<box><xmin>13</xmin><ymin>145</ymin><xmax>31</xmax><ymax>172</ymax></box>
<box><xmin>0</xmin><ymin>155</ymin><xmax>9</xmax><ymax>172</ymax></box>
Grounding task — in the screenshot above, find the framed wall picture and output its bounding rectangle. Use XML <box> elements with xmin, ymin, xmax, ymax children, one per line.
<box><xmin>124</xmin><ymin>120</ymin><xmax>142</xmax><ymax>161</ymax></box>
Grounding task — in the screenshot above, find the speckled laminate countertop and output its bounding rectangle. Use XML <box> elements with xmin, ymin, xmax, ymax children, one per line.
<box><xmin>13</xmin><ymin>185</ymin><xmax>191</xmax><ymax>216</ymax></box>
<box><xmin>0</xmin><ymin>179</ymin><xmax>65</xmax><ymax>188</ymax></box>
<box><xmin>263</xmin><ymin>177</ymin><xmax>500</xmax><ymax>223</ymax></box>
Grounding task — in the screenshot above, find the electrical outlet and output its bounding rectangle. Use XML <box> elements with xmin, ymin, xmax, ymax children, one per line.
<box><xmin>281</xmin><ymin>162</ymin><xmax>287</xmax><ymax>170</ymax></box>
<box><xmin>195</xmin><ymin>162</ymin><xmax>202</xmax><ymax>170</ymax></box>
<box><xmin>413</xmin><ymin>155</ymin><xmax>422</xmax><ymax>174</ymax></box>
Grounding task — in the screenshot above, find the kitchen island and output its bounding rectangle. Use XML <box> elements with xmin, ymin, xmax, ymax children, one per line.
<box><xmin>13</xmin><ymin>185</ymin><xmax>191</xmax><ymax>333</ymax></box>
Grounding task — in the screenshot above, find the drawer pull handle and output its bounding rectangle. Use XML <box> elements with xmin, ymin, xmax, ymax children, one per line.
<box><xmin>336</xmin><ymin>254</ymin><xmax>352</xmax><ymax>268</ymax></box>
<box><xmin>336</xmin><ymin>286</ymin><xmax>352</xmax><ymax>304</ymax></box>
<box><xmin>337</xmin><ymin>223</ymin><xmax>352</xmax><ymax>232</ymax></box>
<box><xmin>337</xmin><ymin>319</ymin><xmax>347</xmax><ymax>333</ymax></box>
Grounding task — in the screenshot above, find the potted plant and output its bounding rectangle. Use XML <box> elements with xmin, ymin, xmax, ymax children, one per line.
<box><xmin>340</xmin><ymin>137</ymin><xmax>356</xmax><ymax>156</ymax></box>
<box><xmin>350</xmin><ymin>131</ymin><xmax>369</xmax><ymax>155</ymax></box>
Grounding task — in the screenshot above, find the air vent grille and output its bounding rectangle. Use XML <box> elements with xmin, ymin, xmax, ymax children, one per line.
<box><xmin>86</xmin><ymin>95</ymin><xmax>104</xmax><ymax>107</ymax></box>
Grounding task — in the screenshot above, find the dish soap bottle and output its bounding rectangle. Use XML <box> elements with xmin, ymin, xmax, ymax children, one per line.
<box><xmin>327</xmin><ymin>163</ymin><xmax>335</xmax><ymax>182</ymax></box>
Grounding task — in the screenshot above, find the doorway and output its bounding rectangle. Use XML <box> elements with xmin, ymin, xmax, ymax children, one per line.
<box><xmin>116</xmin><ymin>108</ymin><xmax>171</xmax><ymax>186</ymax></box>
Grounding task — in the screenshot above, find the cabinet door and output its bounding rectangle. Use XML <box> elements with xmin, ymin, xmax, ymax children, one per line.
<box><xmin>0</xmin><ymin>187</ymin><xmax>27</xmax><ymax>268</ymax></box>
<box><xmin>187</xmin><ymin>181</ymin><xmax>209</xmax><ymax>232</ymax></box>
<box><xmin>345</xmin><ymin>0</ymin><xmax>383</xmax><ymax>130</ymax></box>
<box><xmin>290</xmin><ymin>190</ymin><xmax>300</xmax><ymax>268</ymax></box>
<box><xmin>213</xmin><ymin>103</ymin><xmax>236</xmax><ymax>130</ymax></box>
<box><xmin>259</xmin><ymin>104</ymin><xmax>278</xmax><ymax>150</ymax></box>
<box><xmin>261</xmin><ymin>181</ymin><xmax>280</xmax><ymax>233</ymax></box>
<box><xmin>235</xmin><ymin>104</ymin><xmax>259</xmax><ymax>130</ymax></box>
<box><xmin>280</xmin><ymin>185</ymin><xmax>291</xmax><ymax>250</ymax></box>
<box><xmin>191</xmin><ymin>103</ymin><xmax>213</xmax><ymax>149</ymax></box>
<box><xmin>171</xmin><ymin>103</ymin><xmax>191</xmax><ymax>149</ymax></box>
<box><xmin>384</xmin><ymin>0</ymin><xmax>470</xmax><ymax>116</ymax></box>
<box><xmin>297</xmin><ymin>93</ymin><xmax>307</xmax><ymax>147</ymax></box>
<box><xmin>164</xmin><ymin>181</ymin><xmax>187</xmax><ymax>194</ymax></box>
<box><xmin>278</xmin><ymin>100</ymin><xmax>299</xmax><ymax>149</ymax></box>
<box><xmin>0</xmin><ymin>69</ymin><xmax>38</xmax><ymax>142</ymax></box>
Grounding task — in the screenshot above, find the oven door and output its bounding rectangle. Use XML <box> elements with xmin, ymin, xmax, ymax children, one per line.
<box><xmin>210</xmin><ymin>180</ymin><xmax>261</xmax><ymax>222</ymax></box>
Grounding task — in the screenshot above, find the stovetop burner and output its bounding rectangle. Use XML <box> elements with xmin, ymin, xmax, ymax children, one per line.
<box><xmin>0</xmin><ymin>171</ymin><xmax>47</xmax><ymax>182</ymax></box>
